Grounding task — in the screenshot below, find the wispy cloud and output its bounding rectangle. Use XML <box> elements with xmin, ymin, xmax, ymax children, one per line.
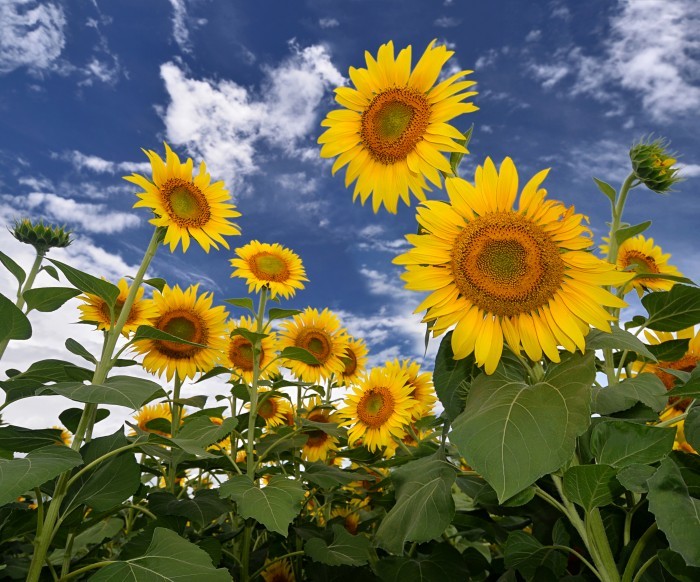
<box><xmin>168</xmin><ymin>0</ymin><xmax>192</xmax><ymax>52</ymax></box>
<box><xmin>319</xmin><ymin>17</ymin><xmax>339</xmax><ymax>29</ymax></box>
<box><xmin>60</xmin><ymin>151</ymin><xmax>151</xmax><ymax>174</ymax></box>
<box><xmin>434</xmin><ymin>16</ymin><xmax>461</xmax><ymax>28</ymax></box>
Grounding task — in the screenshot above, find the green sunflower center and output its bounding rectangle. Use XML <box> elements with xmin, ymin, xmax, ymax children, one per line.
<box><xmin>161</xmin><ymin>178</ymin><xmax>212</xmax><ymax>227</ymax></box>
<box><xmin>361</xmin><ymin>88</ymin><xmax>431</xmax><ymax>164</ymax></box>
<box><xmin>155</xmin><ymin>310</ymin><xmax>207</xmax><ymax>358</ymax></box>
<box><xmin>250</xmin><ymin>252</ymin><xmax>290</xmax><ymax>282</ymax></box>
<box><xmin>451</xmin><ymin>212</ymin><xmax>565</xmax><ymax>317</ymax></box>
<box><xmin>357</xmin><ymin>387</ymin><xmax>395</xmax><ymax>428</ymax></box>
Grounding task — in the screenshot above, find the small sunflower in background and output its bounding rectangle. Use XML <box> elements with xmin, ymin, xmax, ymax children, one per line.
<box><xmin>78</xmin><ymin>278</ymin><xmax>158</xmax><ymax>335</ymax></box>
<box><xmin>395</xmin><ymin>157</ymin><xmax>633</xmax><ymax>374</ymax></box>
<box><xmin>385</xmin><ymin>359</ymin><xmax>436</xmax><ymax>419</ymax></box>
<box><xmin>254</xmin><ymin>390</ymin><xmax>293</xmax><ymax>428</ymax></box>
<box><xmin>319</xmin><ymin>40</ymin><xmax>477</xmax><ymax>213</ymax></box>
<box><xmin>340</xmin><ymin>364</ymin><xmax>415</xmax><ymax>453</ymax></box>
<box><xmin>52</xmin><ymin>426</ymin><xmax>72</xmax><ymax>446</ymax></box>
<box><xmin>301</xmin><ymin>397</ymin><xmax>339</xmax><ymax>462</ymax></box>
<box><xmin>132</xmin><ymin>284</ymin><xmax>228</xmax><ymax>381</ymax></box>
<box><xmin>602</xmin><ymin>234</ymin><xmax>684</xmax><ymax>296</ymax></box>
<box><xmin>230</xmin><ymin>241</ymin><xmax>307</xmax><ymax>299</ymax></box>
<box><xmin>339</xmin><ymin>336</ymin><xmax>369</xmax><ymax>385</ymax></box>
<box><xmin>260</xmin><ymin>558</ymin><xmax>295</xmax><ymax>582</ymax></box>
<box><xmin>279</xmin><ymin>308</ymin><xmax>350</xmax><ymax>383</ymax></box>
<box><xmin>132</xmin><ymin>403</ymin><xmax>175</xmax><ymax>437</ymax></box>
<box><xmin>224</xmin><ymin>316</ymin><xmax>279</xmax><ymax>384</ymax></box>
<box><xmin>126</xmin><ymin>142</ymin><xmax>241</xmax><ymax>252</ymax></box>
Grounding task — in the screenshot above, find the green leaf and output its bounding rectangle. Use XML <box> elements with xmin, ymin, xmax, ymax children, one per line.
<box><xmin>593</xmin><ymin>177</ymin><xmax>616</xmax><ymax>205</ymax></box>
<box><xmin>0</xmin><ymin>249</ymin><xmax>26</xmax><ymax>286</ymax></box>
<box><xmin>48</xmin><ymin>259</ymin><xmax>120</xmax><ymax>307</ymax></box>
<box><xmin>642</xmin><ymin>285</ymin><xmax>700</xmax><ymax>332</ymax></box>
<box><xmin>219</xmin><ymin>475</ymin><xmax>304</xmax><ymax>535</ymax></box>
<box><xmin>142</xmin><ymin>277</ymin><xmax>166</xmax><ymax>292</ymax></box>
<box><xmin>305</xmin><ymin>524</ymin><xmax>371</xmax><ymax>566</ymax></box>
<box><xmin>300</xmin><ymin>418</ymin><xmax>346</xmax><ymax>439</ymax></box>
<box><xmin>658</xmin><ymin>549</ymin><xmax>700</xmax><ymax>581</ymax></box>
<box><xmin>0</xmin><ymin>292</ymin><xmax>31</xmax><ymax>343</ymax></box>
<box><xmin>0</xmin><ymin>425</ymin><xmax>65</xmax><ymax>452</ymax></box>
<box><xmin>375</xmin><ymin>455</ymin><xmax>455</xmax><ymax>554</ymax></box>
<box><xmin>223</xmin><ymin>297</ymin><xmax>255</xmax><ymax>313</ymax></box>
<box><xmin>647</xmin><ymin>457</ymin><xmax>700</xmax><ymax>567</ymax></box>
<box><xmin>0</xmin><ymin>445</ymin><xmax>82</xmax><ymax>505</ymax></box>
<box><xmin>175</xmin><ymin>395</ymin><xmax>208</xmax><ymax>409</ymax></box>
<box><xmin>562</xmin><ymin>465</ymin><xmax>623</xmax><ymax>511</ymax></box>
<box><xmin>148</xmin><ymin>490</ymin><xmax>232</xmax><ymax>527</ymax></box>
<box><xmin>133</xmin><ymin>325</ymin><xmax>209</xmax><ymax>349</ymax></box>
<box><xmin>230</xmin><ymin>327</ymin><xmax>268</xmax><ymax>345</ymax></box>
<box><xmin>432</xmin><ymin>331</ymin><xmax>472</xmax><ymax>421</ymax></box>
<box><xmin>44</xmin><ymin>375</ymin><xmax>165</xmax><ymax>409</ymax></box>
<box><xmin>450</xmin><ymin>353</ymin><xmax>594</xmax><ymax>501</ymax></box>
<box><xmin>89</xmin><ymin>527</ymin><xmax>232</xmax><ymax>581</ymax></box>
<box><xmin>585</xmin><ymin>328</ymin><xmax>656</xmax><ymax>361</ymax></box>
<box><xmin>645</xmin><ymin>339</ymin><xmax>691</xmax><ymax>362</ymax></box>
<box><xmin>22</xmin><ymin>287</ymin><xmax>81</xmax><ymax>313</ymax></box>
<box><xmin>666</xmin><ymin>366</ymin><xmax>700</xmax><ymax>399</ymax></box>
<box><xmin>49</xmin><ymin>518</ymin><xmax>124</xmax><ymax>565</ymax></box>
<box><xmin>42</xmin><ymin>264</ymin><xmax>60</xmax><ymax>281</ymax></box>
<box><xmin>0</xmin><ymin>359</ymin><xmax>92</xmax><ymax>406</ymax></box>
<box><xmin>303</xmin><ymin>463</ymin><xmax>374</xmax><ymax>489</ymax></box>
<box><xmin>615</xmin><ymin>220</ymin><xmax>651</xmax><ymax>247</ymax></box>
<box><xmin>616</xmin><ymin>464</ymin><xmax>656</xmax><ymax>494</ymax></box>
<box><xmin>448</xmin><ymin>124</ymin><xmax>473</xmax><ymax>175</ymax></box>
<box><xmin>593</xmin><ymin>373</ymin><xmax>668</xmax><ymax>415</ymax></box>
<box><xmin>685</xmin><ymin>408</ymin><xmax>700</xmax><ymax>452</ymax></box>
<box><xmin>267</xmin><ymin>308</ymin><xmax>301</xmax><ymax>321</ymax></box>
<box><xmin>590</xmin><ymin>420</ymin><xmax>675</xmax><ymax>468</ymax></box>
<box><xmin>503</xmin><ymin>531</ymin><xmax>567</xmax><ymax>579</ymax></box>
<box><xmin>375</xmin><ymin>544</ymin><xmax>474</xmax><ymax>582</ymax></box>
<box><xmin>65</xmin><ymin>338</ymin><xmax>98</xmax><ymax>364</ymax></box>
<box><xmin>60</xmin><ymin>408</ymin><xmax>110</xmax><ymax>433</ymax></box>
<box><xmin>280</xmin><ymin>346</ymin><xmax>321</xmax><ymax>365</ymax></box>
<box><xmin>158</xmin><ymin>416</ymin><xmax>237</xmax><ymax>458</ymax></box>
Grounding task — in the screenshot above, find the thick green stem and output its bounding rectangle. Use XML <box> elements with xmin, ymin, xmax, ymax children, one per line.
<box><xmin>60</xmin><ymin>532</ymin><xmax>75</xmax><ymax>578</ymax></box>
<box><xmin>246</xmin><ymin>287</ymin><xmax>268</xmax><ymax>477</ymax></box>
<box><xmin>621</xmin><ymin>523</ymin><xmax>658</xmax><ymax>582</ymax></box>
<box><xmin>168</xmin><ymin>374</ymin><xmax>183</xmax><ymax>492</ymax></box>
<box><xmin>587</xmin><ymin>508</ymin><xmax>621</xmax><ymax>582</ymax></box>
<box><xmin>605</xmin><ymin>173</ymin><xmax>638</xmax><ymax>266</ymax></box>
<box><xmin>240</xmin><ymin>521</ymin><xmax>253</xmax><ymax>582</ymax></box>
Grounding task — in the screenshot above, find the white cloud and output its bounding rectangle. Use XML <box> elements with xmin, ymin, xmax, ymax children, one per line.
<box><xmin>355</xmin><ymin>225</ymin><xmax>410</xmax><ymax>253</ymax></box>
<box><xmin>559</xmin><ymin>138</ymin><xmax>633</xmax><ymax>185</ymax></box>
<box><xmin>526</xmin><ymin>29</ymin><xmax>542</xmax><ymax>42</ymax></box>
<box><xmin>0</xmin><ymin>0</ymin><xmax>66</xmax><ymax>74</ymax></box>
<box><xmin>159</xmin><ymin>41</ymin><xmax>345</xmax><ymax>193</ymax></box>
<box><xmin>679</xmin><ymin>163</ymin><xmax>700</xmax><ymax>178</ymax></box>
<box><xmin>61</xmin><ymin>151</ymin><xmax>151</xmax><ymax>174</ymax></box>
<box><xmin>319</xmin><ymin>17</ymin><xmax>339</xmax><ymax>28</ymax></box>
<box><xmin>168</xmin><ymin>0</ymin><xmax>191</xmax><ymax>52</ymax></box>
<box><xmin>434</xmin><ymin>16</ymin><xmax>461</xmax><ymax>28</ymax></box>
<box><xmin>529</xmin><ymin>62</ymin><xmax>570</xmax><ymax>89</ymax></box>
<box><xmin>275</xmin><ymin>172</ymin><xmax>318</xmax><ymax>195</ymax></box>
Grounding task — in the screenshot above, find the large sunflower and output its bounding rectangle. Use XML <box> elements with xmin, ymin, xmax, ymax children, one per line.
<box><xmin>125</xmin><ymin>143</ymin><xmax>241</xmax><ymax>253</ymax></box>
<box><xmin>319</xmin><ymin>40</ymin><xmax>477</xmax><ymax>213</ymax></box>
<box><xmin>339</xmin><ymin>337</ymin><xmax>369</xmax><ymax>385</ymax></box>
<box><xmin>132</xmin><ymin>284</ymin><xmax>228</xmax><ymax>381</ymax></box>
<box><xmin>602</xmin><ymin>235</ymin><xmax>683</xmax><ymax>297</ymax></box>
<box><xmin>340</xmin><ymin>365</ymin><xmax>415</xmax><ymax>452</ymax></box>
<box><xmin>394</xmin><ymin>157</ymin><xmax>633</xmax><ymax>374</ymax></box>
<box><xmin>230</xmin><ymin>241</ymin><xmax>307</xmax><ymax>299</ymax></box>
<box><xmin>386</xmin><ymin>359</ymin><xmax>436</xmax><ymax>418</ymax></box>
<box><xmin>279</xmin><ymin>308</ymin><xmax>350</xmax><ymax>383</ymax></box>
<box><xmin>78</xmin><ymin>278</ymin><xmax>158</xmax><ymax>336</ymax></box>
<box><xmin>302</xmin><ymin>397</ymin><xmax>339</xmax><ymax>462</ymax></box>
<box><xmin>225</xmin><ymin>316</ymin><xmax>279</xmax><ymax>384</ymax></box>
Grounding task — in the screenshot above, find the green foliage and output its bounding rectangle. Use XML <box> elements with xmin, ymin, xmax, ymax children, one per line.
<box><xmin>22</xmin><ymin>286</ymin><xmax>81</xmax><ymax>313</ymax></box>
<box><xmin>305</xmin><ymin>524</ymin><xmax>371</xmax><ymax>566</ymax></box>
<box><xmin>375</xmin><ymin>544</ymin><xmax>475</xmax><ymax>582</ymax></box>
<box><xmin>593</xmin><ymin>374</ymin><xmax>667</xmax><ymax>414</ymax></box>
<box><xmin>0</xmin><ymin>249</ymin><xmax>26</xmax><ymax>286</ymax></box>
<box><xmin>641</xmin><ymin>285</ymin><xmax>700</xmax><ymax>332</ymax></box>
<box><xmin>280</xmin><ymin>345</ymin><xmax>321</xmax><ymax>365</ymax></box>
<box><xmin>48</xmin><ymin>258</ymin><xmax>120</xmax><ymax>307</ymax></box>
<box><xmin>432</xmin><ymin>331</ymin><xmax>473</xmax><ymax>420</ymax></box>
<box><xmin>562</xmin><ymin>465</ymin><xmax>623</xmax><ymax>511</ymax></box>
<box><xmin>585</xmin><ymin>327</ymin><xmax>656</xmax><ymax>360</ymax></box>
<box><xmin>0</xmin><ymin>292</ymin><xmax>31</xmax><ymax>343</ymax></box>
<box><xmin>43</xmin><ymin>375</ymin><xmax>165</xmax><ymax>409</ymax></box>
<box><xmin>590</xmin><ymin>420</ymin><xmax>675</xmax><ymax>467</ymax></box>
<box><xmin>503</xmin><ymin>531</ymin><xmax>567</xmax><ymax>579</ymax></box>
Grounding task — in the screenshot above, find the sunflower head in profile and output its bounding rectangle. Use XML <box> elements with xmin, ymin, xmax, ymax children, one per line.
<box><xmin>253</xmin><ymin>390</ymin><xmax>293</xmax><ymax>428</ymax></box>
<box><xmin>279</xmin><ymin>308</ymin><xmax>350</xmax><ymax>383</ymax></box>
<box><xmin>339</xmin><ymin>337</ymin><xmax>369</xmax><ymax>385</ymax></box>
<box><xmin>125</xmin><ymin>143</ymin><xmax>241</xmax><ymax>253</ymax></box>
<box><xmin>319</xmin><ymin>40</ymin><xmax>477</xmax><ymax>213</ymax></box>
<box><xmin>394</xmin><ymin>157</ymin><xmax>634</xmax><ymax>374</ymax></box>
<box><xmin>132</xmin><ymin>403</ymin><xmax>174</xmax><ymax>437</ymax></box>
<box><xmin>602</xmin><ymin>235</ymin><xmax>683</xmax><ymax>297</ymax></box>
<box><xmin>260</xmin><ymin>558</ymin><xmax>296</xmax><ymax>582</ymax></box>
<box><xmin>301</xmin><ymin>397</ymin><xmax>339</xmax><ymax>462</ymax></box>
<box><xmin>385</xmin><ymin>359</ymin><xmax>436</xmax><ymax>419</ymax></box>
<box><xmin>230</xmin><ymin>241</ymin><xmax>307</xmax><ymax>299</ymax></box>
<box><xmin>340</xmin><ymin>365</ymin><xmax>415</xmax><ymax>452</ymax></box>
<box><xmin>224</xmin><ymin>317</ymin><xmax>279</xmax><ymax>384</ymax></box>
<box><xmin>132</xmin><ymin>284</ymin><xmax>228</xmax><ymax>381</ymax></box>
<box><xmin>78</xmin><ymin>278</ymin><xmax>158</xmax><ymax>336</ymax></box>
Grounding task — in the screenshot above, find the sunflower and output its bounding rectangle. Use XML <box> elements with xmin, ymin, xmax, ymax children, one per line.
<box><xmin>230</xmin><ymin>241</ymin><xmax>307</xmax><ymax>299</ymax></box>
<box><xmin>330</xmin><ymin>506</ymin><xmax>360</xmax><ymax>534</ymax></box>
<box><xmin>602</xmin><ymin>235</ymin><xmax>683</xmax><ymax>297</ymax></box>
<box><xmin>302</xmin><ymin>397</ymin><xmax>339</xmax><ymax>462</ymax></box>
<box><xmin>207</xmin><ymin>416</ymin><xmax>232</xmax><ymax>452</ymax></box>
<box><xmin>132</xmin><ymin>284</ymin><xmax>228</xmax><ymax>381</ymax></box>
<box><xmin>78</xmin><ymin>278</ymin><xmax>158</xmax><ymax>336</ymax></box>
<box><xmin>279</xmin><ymin>308</ymin><xmax>350</xmax><ymax>383</ymax></box>
<box><xmin>385</xmin><ymin>359</ymin><xmax>436</xmax><ymax>418</ymax></box>
<box><xmin>394</xmin><ymin>157</ymin><xmax>633</xmax><ymax>374</ymax></box>
<box><xmin>261</xmin><ymin>558</ymin><xmax>296</xmax><ymax>582</ymax></box>
<box><xmin>659</xmin><ymin>406</ymin><xmax>697</xmax><ymax>455</ymax></box>
<box><xmin>125</xmin><ymin>142</ymin><xmax>241</xmax><ymax>253</ymax></box>
<box><xmin>319</xmin><ymin>40</ymin><xmax>477</xmax><ymax>213</ymax></box>
<box><xmin>340</xmin><ymin>365</ymin><xmax>415</xmax><ymax>452</ymax></box>
<box><xmin>52</xmin><ymin>426</ymin><xmax>72</xmax><ymax>446</ymax></box>
<box><xmin>132</xmin><ymin>403</ymin><xmax>174</xmax><ymax>436</ymax></box>
<box><xmin>254</xmin><ymin>390</ymin><xmax>293</xmax><ymax>428</ymax></box>
<box><xmin>224</xmin><ymin>317</ymin><xmax>279</xmax><ymax>384</ymax></box>
<box><xmin>339</xmin><ymin>337</ymin><xmax>369</xmax><ymax>385</ymax></box>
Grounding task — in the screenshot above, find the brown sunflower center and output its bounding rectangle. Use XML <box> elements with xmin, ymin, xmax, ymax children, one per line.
<box><xmin>258</xmin><ymin>397</ymin><xmax>279</xmax><ymax>420</ymax></box>
<box><xmin>655</xmin><ymin>355</ymin><xmax>699</xmax><ymax>410</ymax></box>
<box><xmin>342</xmin><ymin>349</ymin><xmax>358</xmax><ymax>377</ymax></box>
<box><xmin>296</xmin><ymin>329</ymin><xmax>332</xmax><ymax>363</ymax></box>
<box><xmin>356</xmin><ymin>386</ymin><xmax>395</xmax><ymax>428</ymax></box>
<box><xmin>100</xmin><ymin>298</ymin><xmax>130</xmax><ymax>325</ymax></box>
<box><xmin>360</xmin><ymin>88</ymin><xmax>431</xmax><ymax>164</ymax></box>
<box><xmin>249</xmin><ymin>252</ymin><xmax>290</xmax><ymax>282</ymax></box>
<box><xmin>161</xmin><ymin>178</ymin><xmax>212</xmax><ymax>226</ymax></box>
<box><xmin>621</xmin><ymin>251</ymin><xmax>660</xmax><ymax>276</ymax></box>
<box><xmin>228</xmin><ymin>336</ymin><xmax>259</xmax><ymax>371</ymax></box>
<box><xmin>155</xmin><ymin>310</ymin><xmax>207</xmax><ymax>358</ymax></box>
<box><xmin>450</xmin><ymin>212</ymin><xmax>566</xmax><ymax>317</ymax></box>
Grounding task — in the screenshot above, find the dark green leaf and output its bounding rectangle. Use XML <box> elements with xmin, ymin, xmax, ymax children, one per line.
<box><xmin>0</xmin><ymin>426</ymin><xmax>65</xmax><ymax>452</ymax></box>
<box><xmin>0</xmin><ymin>292</ymin><xmax>31</xmax><ymax>343</ymax></box>
<box><xmin>503</xmin><ymin>531</ymin><xmax>567</xmax><ymax>579</ymax></box>
<box><xmin>685</xmin><ymin>408</ymin><xmax>700</xmax><ymax>452</ymax></box>
<box><xmin>0</xmin><ymin>250</ymin><xmax>25</xmax><ymax>286</ymax></box>
<box><xmin>0</xmin><ymin>359</ymin><xmax>92</xmax><ymax>406</ymax></box>
<box><xmin>658</xmin><ymin>549</ymin><xmax>700</xmax><ymax>581</ymax></box>
<box><xmin>616</xmin><ymin>464</ymin><xmax>656</xmax><ymax>494</ymax></box>
<box><xmin>224</xmin><ymin>297</ymin><xmax>255</xmax><ymax>313</ymax></box>
<box><xmin>44</xmin><ymin>375</ymin><xmax>165</xmax><ymax>409</ymax></box>
<box><xmin>593</xmin><ymin>373</ymin><xmax>668</xmax><ymax>414</ymax></box>
<box><xmin>41</xmin><ymin>265</ymin><xmax>60</xmax><ymax>281</ymax></box>
<box><xmin>593</xmin><ymin>177</ymin><xmax>616</xmax><ymax>205</ymax></box>
<box><xmin>267</xmin><ymin>308</ymin><xmax>301</xmax><ymax>321</ymax></box>
<box><xmin>48</xmin><ymin>259</ymin><xmax>120</xmax><ymax>307</ymax></box>
<box><xmin>375</xmin><ymin>455</ymin><xmax>456</xmax><ymax>554</ymax></box>
<box><xmin>60</xmin><ymin>408</ymin><xmax>110</xmax><ymax>433</ymax></box>
<box><xmin>65</xmin><ymin>338</ymin><xmax>97</xmax><ymax>364</ymax></box>
<box><xmin>615</xmin><ymin>220</ymin><xmax>651</xmax><ymax>246</ymax></box>
<box><xmin>148</xmin><ymin>490</ymin><xmax>232</xmax><ymax>527</ymax></box>
<box><xmin>590</xmin><ymin>420</ymin><xmax>675</xmax><ymax>468</ymax></box>
<box><xmin>89</xmin><ymin>527</ymin><xmax>232</xmax><ymax>581</ymax></box>
<box><xmin>133</xmin><ymin>325</ymin><xmax>209</xmax><ymax>349</ymax></box>
<box><xmin>166</xmin><ymin>416</ymin><xmax>237</xmax><ymax>457</ymax></box>
<box><xmin>450</xmin><ymin>353</ymin><xmax>594</xmax><ymax>501</ymax></box>
<box><xmin>432</xmin><ymin>331</ymin><xmax>472</xmax><ymax>421</ymax></box>
<box><xmin>48</xmin><ymin>518</ymin><xmax>123</xmax><ymax>565</ymax></box>
<box><xmin>300</xmin><ymin>418</ymin><xmax>346</xmax><ymax>439</ymax></box>
<box><xmin>280</xmin><ymin>346</ymin><xmax>321</xmax><ymax>365</ymax></box>
<box><xmin>22</xmin><ymin>287</ymin><xmax>81</xmax><ymax>313</ymax></box>
<box><xmin>562</xmin><ymin>465</ymin><xmax>623</xmax><ymax>511</ymax></box>
<box><xmin>303</xmin><ymin>463</ymin><xmax>374</xmax><ymax>489</ymax></box>
<box><xmin>219</xmin><ymin>475</ymin><xmax>304</xmax><ymax>535</ymax></box>
<box><xmin>666</xmin><ymin>366</ymin><xmax>700</xmax><ymax>399</ymax></box>
<box><xmin>585</xmin><ymin>328</ymin><xmax>656</xmax><ymax>361</ymax></box>
<box><xmin>305</xmin><ymin>524</ymin><xmax>371</xmax><ymax>566</ymax></box>
<box><xmin>230</xmin><ymin>327</ymin><xmax>268</xmax><ymax>345</ymax></box>
<box><xmin>375</xmin><ymin>544</ymin><xmax>474</xmax><ymax>582</ymax></box>
<box><xmin>646</xmin><ymin>339</ymin><xmax>691</xmax><ymax>362</ymax></box>
<box><xmin>642</xmin><ymin>285</ymin><xmax>700</xmax><ymax>332</ymax></box>
<box><xmin>142</xmin><ymin>277</ymin><xmax>167</xmax><ymax>292</ymax></box>
<box><xmin>175</xmin><ymin>395</ymin><xmax>208</xmax><ymax>409</ymax></box>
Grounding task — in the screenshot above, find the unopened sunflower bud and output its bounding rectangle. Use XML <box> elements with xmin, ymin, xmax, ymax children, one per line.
<box><xmin>10</xmin><ymin>218</ymin><xmax>72</xmax><ymax>253</ymax></box>
<box><xmin>630</xmin><ymin>137</ymin><xmax>681</xmax><ymax>194</ymax></box>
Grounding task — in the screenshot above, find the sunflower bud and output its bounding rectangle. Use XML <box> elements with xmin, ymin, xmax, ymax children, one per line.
<box><xmin>630</xmin><ymin>137</ymin><xmax>681</xmax><ymax>194</ymax></box>
<box><xmin>10</xmin><ymin>218</ymin><xmax>72</xmax><ymax>253</ymax></box>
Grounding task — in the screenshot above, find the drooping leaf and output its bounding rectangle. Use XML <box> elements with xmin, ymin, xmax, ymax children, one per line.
<box><xmin>152</xmin><ymin>416</ymin><xmax>237</xmax><ymax>458</ymax></box>
<box><xmin>22</xmin><ymin>287</ymin><xmax>81</xmax><ymax>313</ymax></box>
<box><xmin>0</xmin><ymin>249</ymin><xmax>26</xmax><ymax>286</ymax></box>
<box><xmin>267</xmin><ymin>308</ymin><xmax>302</xmax><ymax>321</ymax></box>
<box><xmin>230</xmin><ymin>327</ymin><xmax>268</xmax><ymax>345</ymax></box>
<box><xmin>0</xmin><ymin>425</ymin><xmax>66</xmax><ymax>453</ymax></box>
<box><xmin>89</xmin><ymin>527</ymin><xmax>232</xmax><ymax>581</ymax></box>
<box><xmin>0</xmin><ymin>359</ymin><xmax>92</xmax><ymax>406</ymax></box>
<box><xmin>44</xmin><ymin>375</ymin><xmax>165</xmax><ymax>409</ymax></box>
<box><xmin>305</xmin><ymin>524</ymin><xmax>371</xmax><ymax>566</ymax></box>
<box><xmin>0</xmin><ymin>445</ymin><xmax>82</xmax><ymax>505</ymax></box>
<box><xmin>375</xmin><ymin>455</ymin><xmax>456</xmax><ymax>554</ymax></box>
<box><xmin>142</xmin><ymin>277</ymin><xmax>167</xmax><ymax>292</ymax></box>
<box><xmin>432</xmin><ymin>331</ymin><xmax>473</xmax><ymax>421</ymax></box>
<box><xmin>590</xmin><ymin>420</ymin><xmax>675</xmax><ymax>468</ymax></box>
<box><xmin>642</xmin><ymin>285</ymin><xmax>700</xmax><ymax>332</ymax></box>
<box><xmin>450</xmin><ymin>353</ymin><xmax>594</xmax><ymax>501</ymax></box>
<box><xmin>48</xmin><ymin>259</ymin><xmax>120</xmax><ymax>307</ymax></box>
<box><xmin>219</xmin><ymin>475</ymin><xmax>304</xmax><ymax>535</ymax></box>
<box><xmin>280</xmin><ymin>346</ymin><xmax>321</xmax><ymax>365</ymax></box>
<box><xmin>60</xmin><ymin>408</ymin><xmax>110</xmax><ymax>434</ymax></box>
<box><xmin>0</xmin><ymin>292</ymin><xmax>31</xmax><ymax>343</ymax></box>
<box><xmin>503</xmin><ymin>531</ymin><xmax>567</xmax><ymax>579</ymax></box>
<box><xmin>585</xmin><ymin>328</ymin><xmax>656</xmax><ymax>361</ymax></box>
<box><xmin>65</xmin><ymin>338</ymin><xmax>98</xmax><ymax>364</ymax></box>
<box><xmin>562</xmin><ymin>464</ymin><xmax>623</xmax><ymax>511</ymax></box>
<box><xmin>223</xmin><ymin>297</ymin><xmax>255</xmax><ymax>313</ymax></box>
<box><xmin>593</xmin><ymin>373</ymin><xmax>668</xmax><ymax>414</ymax></box>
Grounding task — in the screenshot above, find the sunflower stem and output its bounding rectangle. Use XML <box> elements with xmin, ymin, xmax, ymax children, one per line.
<box><xmin>246</xmin><ymin>286</ymin><xmax>268</xmax><ymax>477</ymax></box>
<box><xmin>168</xmin><ymin>373</ymin><xmax>183</xmax><ymax>493</ymax></box>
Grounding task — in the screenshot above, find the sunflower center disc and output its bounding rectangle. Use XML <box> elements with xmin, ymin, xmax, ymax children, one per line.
<box><xmin>622</xmin><ymin>251</ymin><xmax>659</xmax><ymax>276</ymax></box>
<box><xmin>342</xmin><ymin>350</ymin><xmax>358</xmax><ymax>376</ymax></box>
<box><xmin>361</xmin><ymin>88</ymin><xmax>431</xmax><ymax>164</ymax></box>
<box><xmin>99</xmin><ymin>299</ymin><xmax>127</xmax><ymax>325</ymax></box>
<box><xmin>229</xmin><ymin>337</ymin><xmax>257</xmax><ymax>371</ymax></box>
<box><xmin>161</xmin><ymin>178</ymin><xmax>212</xmax><ymax>226</ymax></box>
<box><xmin>451</xmin><ymin>212</ymin><xmax>565</xmax><ymax>318</ymax></box>
<box><xmin>305</xmin><ymin>411</ymin><xmax>330</xmax><ymax>447</ymax></box>
<box><xmin>258</xmin><ymin>398</ymin><xmax>277</xmax><ymax>419</ymax></box>
<box><xmin>250</xmin><ymin>252</ymin><xmax>290</xmax><ymax>282</ymax></box>
<box><xmin>297</xmin><ymin>329</ymin><xmax>332</xmax><ymax>363</ymax></box>
<box><xmin>156</xmin><ymin>310</ymin><xmax>206</xmax><ymax>357</ymax></box>
<box><xmin>357</xmin><ymin>387</ymin><xmax>395</xmax><ymax>428</ymax></box>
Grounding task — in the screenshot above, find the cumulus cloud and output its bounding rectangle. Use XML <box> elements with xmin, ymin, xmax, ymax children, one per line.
<box><xmin>159</xmin><ymin>41</ymin><xmax>345</xmax><ymax>193</ymax></box>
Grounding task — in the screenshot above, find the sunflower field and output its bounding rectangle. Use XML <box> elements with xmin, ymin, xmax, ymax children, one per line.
<box><xmin>2</xmin><ymin>40</ymin><xmax>700</xmax><ymax>582</ymax></box>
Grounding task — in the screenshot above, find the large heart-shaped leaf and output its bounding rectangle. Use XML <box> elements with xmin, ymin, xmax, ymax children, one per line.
<box><xmin>590</xmin><ymin>420</ymin><xmax>675</xmax><ymax>468</ymax></box>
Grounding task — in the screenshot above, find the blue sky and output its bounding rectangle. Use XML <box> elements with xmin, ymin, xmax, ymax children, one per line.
<box><xmin>1</xmin><ymin>0</ymin><xmax>699</xmax><ymax>428</ymax></box>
